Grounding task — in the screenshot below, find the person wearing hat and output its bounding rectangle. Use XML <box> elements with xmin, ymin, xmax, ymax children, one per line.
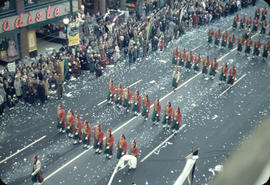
<box><xmin>172</xmin><ymin>66</ymin><xmax>180</xmax><ymax>90</ymax></box>
<box><xmin>66</xmin><ymin>109</ymin><xmax>74</xmax><ymax>137</ymax></box>
<box><xmin>104</xmin><ymin>128</ymin><xmax>114</xmax><ymax>159</ymax></box>
<box><xmin>152</xmin><ymin>98</ymin><xmax>161</xmax><ymax>125</ymax></box>
<box><xmin>57</xmin><ymin>104</ymin><xmax>66</xmax><ymax>133</ymax></box>
<box><xmin>208</xmin><ymin>28</ymin><xmax>215</xmax><ymax>45</ymax></box>
<box><xmin>202</xmin><ymin>56</ymin><xmax>210</xmax><ymax>78</ymax></box>
<box><xmin>228</xmin><ymin>32</ymin><xmax>235</xmax><ymax>50</ymax></box>
<box><xmin>193</xmin><ymin>52</ymin><xmax>201</xmax><ymax>73</ymax></box>
<box><xmin>244</xmin><ymin>36</ymin><xmax>253</xmax><ymax>56</ymax></box>
<box><xmin>116</xmin><ymin>134</ymin><xmax>127</xmax><ymax>159</ymax></box>
<box><xmin>82</xmin><ymin>120</ymin><xmax>91</xmax><ymax>148</ymax></box>
<box><xmin>107</xmin><ymin>79</ymin><xmax>115</xmax><ymax>103</ymax></box>
<box><xmin>227</xmin><ymin>64</ymin><xmax>237</xmax><ymax>85</ymax></box>
<box><xmin>162</xmin><ymin>101</ymin><xmax>172</xmax><ymax>128</ymax></box>
<box><xmin>132</xmin><ymin>90</ymin><xmax>141</xmax><ymax>116</ymax></box>
<box><xmin>130</xmin><ymin>139</ymin><xmax>139</xmax><ymax>158</ymax></box>
<box><xmin>219</xmin><ymin>62</ymin><xmax>228</xmax><ymax>84</ymax></box>
<box><xmin>141</xmin><ymin>94</ymin><xmax>151</xmax><ymax>121</ymax></box>
<box><xmin>31</xmin><ymin>154</ymin><xmax>43</xmax><ymax>183</ymax></box>
<box><xmin>171</xmin><ymin>106</ymin><xmax>182</xmax><ymax>133</ymax></box>
<box><xmin>237</xmin><ymin>34</ymin><xmax>245</xmax><ymax>54</ymax></box>
<box><xmin>185</xmin><ymin>50</ymin><xmax>193</xmax><ymax>72</ymax></box>
<box><xmin>179</xmin><ymin>48</ymin><xmax>186</xmax><ymax>68</ymax></box>
<box><xmin>114</xmin><ymin>83</ymin><xmax>123</xmax><ymax>107</ymax></box>
<box><xmin>214</xmin><ymin>29</ymin><xmax>221</xmax><ymax>47</ymax></box>
<box><xmin>209</xmin><ymin>57</ymin><xmax>218</xmax><ymax>79</ymax></box>
<box><xmin>172</xmin><ymin>46</ymin><xmax>179</xmax><ymax>65</ymax></box>
<box><xmin>123</xmin><ymin>87</ymin><xmax>132</xmax><ymax>112</ymax></box>
<box><xmin>93</xmin><ymin>124</ymin><xmax>104</xmax><ymax>154</ymax></box>
<box><xmin>73</xmin><ymin>114</ymin><xmax>82</xmax><ymax>144</ymax></box>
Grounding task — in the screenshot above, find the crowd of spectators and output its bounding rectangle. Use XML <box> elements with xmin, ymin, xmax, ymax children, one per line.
<box><xmin>0</xmin><ymin>0</ymin><xmax>258</xmax><ymax>115</ymax></box>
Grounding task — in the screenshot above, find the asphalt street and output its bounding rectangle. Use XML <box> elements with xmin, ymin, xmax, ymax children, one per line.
<box><xmin>0</xmin><ymin>1</ymin><xmax>269</xmax><ymax>185</ymax></box>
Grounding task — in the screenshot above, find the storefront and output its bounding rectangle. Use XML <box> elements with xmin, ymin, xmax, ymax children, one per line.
<box><xmin>0</xmin><ymin>0</ymin><xmax>79</xmax><ymax>65</ymax></box>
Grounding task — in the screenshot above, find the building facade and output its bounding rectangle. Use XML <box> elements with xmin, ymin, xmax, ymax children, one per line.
<box><xmin>0</xmin><ymin>0</ymin><xmax>79</xmax><ymax>63</ymax></box>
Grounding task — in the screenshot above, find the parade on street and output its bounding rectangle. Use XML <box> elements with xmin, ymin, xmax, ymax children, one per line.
<box><xmin>0</xmin><ymin>0</ymin><xmax>270</xmax><ymax>185</ymax></box>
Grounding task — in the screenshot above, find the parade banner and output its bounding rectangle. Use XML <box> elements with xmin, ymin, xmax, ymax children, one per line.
<box><xmin>27</xmin><ymin>30</ymin><xmax>37</xmax><ymax>52</ymax></box>
<box><xmin>146</xmin><ymin>23</ymin><xmax>152</xmax><ymax>41</ymax></box>
<box><xmin>68</xmin><ymin>25</ymin><xmax>80</xmax><ymax>47</ymax></box>
<box><xmin>174</xmin><ymin>150</ymin><xmax>199</xmax><ymax>185</ymax></box>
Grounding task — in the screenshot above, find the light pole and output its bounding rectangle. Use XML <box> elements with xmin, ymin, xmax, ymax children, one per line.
<box><xmin>63</xmin><ymin>17</ymin><xmax>70</xmax><ymax>46</ymax></box>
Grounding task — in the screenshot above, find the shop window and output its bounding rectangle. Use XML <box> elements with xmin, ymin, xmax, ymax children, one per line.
<box><xmin>0</xmin><ymin>0</ymin><xmax>16</xmax><ymax>16</ymax></box>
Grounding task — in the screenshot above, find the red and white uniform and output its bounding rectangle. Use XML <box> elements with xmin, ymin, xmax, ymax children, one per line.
<box><xmin>142</xmin><ymin>94</ymin><xmax>151</xmax><ymax>115</ymax></box>
<box><xmin>130</xmin><ymin>139</ymin><xmax>139</xmax><ymax>157</ymax></box>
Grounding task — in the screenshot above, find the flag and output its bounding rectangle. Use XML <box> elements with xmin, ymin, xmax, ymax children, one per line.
<box><xmin>146</xmin><ymin>23</ymin><xmax>153</xmax><ymax>41</ymax></box>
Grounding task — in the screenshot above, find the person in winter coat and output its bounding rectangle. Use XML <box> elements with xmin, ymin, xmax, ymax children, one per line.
<box><xmin>31</xmin><ymin>154</ymin><xmax>43</xmax><ymax>183</ymax></box>
<box><xmin>116</xmin><ymin>133</ymin><xmax>127</xmax><ymax>159</ymax></box>
<box><xmin>104</xmin><ymin>128</ymin><xmax>114</xmax><ymax>159</ymax></box>
<box><xmin>13</xmin><ymin>76</ymin><xmax>22</xmax><ymax>98</ymax></box>
<box><xmin>37</xmin><ymin>80</ymin><xmax>46</xmax><ymax>103</ymax></box>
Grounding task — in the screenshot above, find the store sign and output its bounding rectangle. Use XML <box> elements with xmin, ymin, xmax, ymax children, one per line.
<box><xmin>27</xmin><ymin>30</ymin><xmax>37</xmax><ymax>52</ymax></box>
<box><xmin>0</xmin><ymin>2</ymin><xmax>72</xmax><ymax>33</ymax></box>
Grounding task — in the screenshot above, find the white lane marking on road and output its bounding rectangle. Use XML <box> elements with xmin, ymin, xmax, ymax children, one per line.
<box><xmin>97</xmin><ymin>79</ymin><xmax>142</xmax><ymax>106</ymax></box>
<box><xmin>44</xmin><ymin>29</ymin><xmax>244</xmax><ymax>181</ymax></box>
<box><xmin>0</xmin><ymin>135</ymin><xmax>47</xmax><ymax>164</ymax></box>
<box><xmin>226</xmin><ymin>26</ymin><xmax>232</xmax><ymax>31</ymax></box>
<box><xmin>160</xmin><ymin>59</ymin><xmax>168</xmax><ymax>63</ymax></box>
<box><xmin>140</xmin><ymin>124</ymin><xmax>186</xmax><ymax>163</ymax></box>
<box><xmin>192</xmin><ymin>45</ymin><xmax>202</xmax><ymax>51</ymax></box>
<box><xmin>218</xmin><ymin>73</ymin><xmax>247</xmax><ymax>97</ymax></box>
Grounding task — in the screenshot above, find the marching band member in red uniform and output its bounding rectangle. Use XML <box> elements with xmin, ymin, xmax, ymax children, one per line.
<box><xmin>253</xmin><ymin>38</ymin><xmax>261</xmax><ymax>57</ymax></box>
<box><xmin>202</xmin><ymin>56</ymin><xmax>210</xmax><ymax>78</ymax></box>
<box><xmin>232</xmin><ymin>14</ymin><xmax>239</xmax><ymax>29</ymax></box>
<box><xmin>152</xmin><ymin>98</ymin><xmax>161</xmax><ymax>125</ymax></box>
<box><xmin>123</xmin><ymin>87</ymin><xmax>132</xmax><ymax>112</ymax></box>
<box><xmin>245</xmin><ymin>36</ymin><xmax>253</xmax><ymax>55</ymax></box>
<box><xmin>132</xmin><ymin>90</ymin><xmax>141</xmax><ymax>116</ymax></box>
<box><xmin>227</xmin><ymin>65</ymin><xmax>237</xmax><ymax>85</ymax></box>
<box><xmin>261</xmin><ymin>19</ymin><xmax>268</xmax><ymax>35</ymax></box>
<box><xmin>94</xmin><ymin>123</ymin><xmax>104</xmax><ymax>154</ymax></box>
<box><xmin>185</xmin><ymin>51</ymin><xmax>194</xmax><ymax>72</ymax></box>
<box><xmin>209</xmin><ymin>57</ymin><xmax>218</xmax><ymax>79</ymax></box>
<box><xmin>82</xmin><ymin>120</ymin><xmax>91</xmax><ymax>148</ymax></box>
<box><xmin>261</xmin><ymin>7</ymin><xmax>268</xmax><ymax>21</ymax></box>
<box><xmin>73</xmin><ymin>114</ymin><xmax>82</xmax><ymax>144</ymax></box>
<box><xmin>208</xmin><ymin>28</ymin><xmax>215</xmax><ymax>44</ymax></box>
<box><xmin>57</xmin><ymin>104</ymin><xmax>66</xmax><ymax>133</ymax></box>
<box><xmin>246</xmin><ymin>16</ymin><xmax>252</xmax><ymax>31</ymax></box>
<box><xmin>221</xmin><ymin>31</ymin><xmax>228</xmax><ymax>48</ymax></box>
<box><xmin>141</xmin><ymin>94</ymin><xmax>151</xmax><ymax>121</ymax></box>
<box><xmin>240</xmin><ymin>15</ymin><xmax>246</xmax><ymax>30</ymax></box>
<box><xmin>171</xmin><ymin>106</ymin><xmax>182</xmax><ymax>133</ymax></box>
<box><xmin>193</xmin><ymin>52</ymin><xmax>201</xmax><ymax>72</ymax></box>
<box><xmin>262</xmin><ymin>41</ymin><xmax>269</xmax><ymax>60</ymax></box>
<box><xmin>130</xmin><ymin>139</ymin><xmax>139</xmax><ymax>158</ymax></box>
<box><xmin>117</xmin><ymin>133</ymin><xmax>127</xmax><ymax>159</ymax></box>
<box><xmin>219</xmin><ymin>62</ymin><xmax>228</xmax><ymax>83</ymax></box>
<box><xmin>237</xmin><ymin>34</ymin><xmax>245</xmax><ymax>53</ymax></box>
<box><xmin>66</xmin><ymin>109</ymin><xmax>74</xmax><ymax>137</ymax></box>
<box><xmin>254</xmin><ymin>8</ymin><xmax>260</xmax><ymax>20</ymax></box>
<box><xmin>179</xmin><ymin>48</ymin><xmax>186</xmax><ymax>67</ymax></box>
<box><xmin>228</xmin><ymin>32</ymin><xmax>235</xmax><ymax>50</ymax></box>
<box><xmin>172</xmin><ymin>66</ymin><xmax>180</xmax><ymax>90</ymax></box>
<box><xmin>114</xmin><ymin>83</ymin><xmax>123</xmax><ymax>106</ymax></box>
<box><xmin>107</xmin><ymin>79</ymin><xmax>115</xmax><ymax>103</ymax></box>
<box><xmin>214</xmin><ymin>29</ymin><xmax>221</xmax><ymax>47</ymax></box>
<box><xmin>104</xmin><ymin>128</ymin><xmax>114</xmax><ymax>159</ymax></box>
<box><xmin>252</xmin><ymin>17</ymin><xmax>259</xmax><ymax>32</ymax></box>
<box><xmin>162</xmin><ymin>101</ymin><xmax>172</xmax><ymax>128</ymax></box>
<box><xmin>172</xmin><ymin>46</ymin><xmax>179</xmax><ymax>65</ymax></box>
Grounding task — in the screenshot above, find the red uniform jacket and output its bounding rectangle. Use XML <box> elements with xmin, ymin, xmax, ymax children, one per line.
<box><xmin>203</xmin><ymin>58</ymin><xmax>210</xmax><ymax>67</ymax></box>
<box><xmin>143</xmin><ymin>97</ymin><xmax>151</xmax><ymax>111</ymax></box>
<box><xmin>110</xmin><ymin>84</ymin><xmax>115</xmax><ymax>96</ymax></box>
<box><xmin>59</xmin><ymin>109</ymin><xmax>65</xmax><ymax>123</ymax></box>
<box><xmin>68</xmin><ymin>114</ymin><xmax>74</xmax><ymax>128</ymax></box>
<box><xmin>246</xmin><ymin>39</ymin><xmax>253</xmax><ymax>47</ymax></box>
<box><xmin>87</xmin><ymin>124</ymin><xmax>91</xmax><ymax>138</ymax></box>
<box><xmin>106</xmin><ymin>134</ymin><xmax>114</xmax><ymax>150</ymax></box>
<box><xmin>117</xmin><ymin>88</ymin><xmax>123</xmax><ymax>99</ymax></box>
<box><xmin>134</xmin><ymin>94</ymin><xmax>141</xmax><ymax>105</ymax></box>
<box><xmin>229</xmin><ymin>68</ymin><xmax>237</xmax><ymax>78</ymax></box>
<box><xmin>229</xmin><ymin>34</ymin><xmax>235</xmax><ymax>43</ymax></box>
<box><xmin>154</xmin><ymin>101</ymin><xmax>161</xmax><ymax>118</ymax></box>
<box><xmin>247</xmin><ymin>17</ymin><xmax>252</xmax><ymax>26</ymax></box>
<box><xmin>94</xmin><ymin>128</ymin><xmax>104</xmax><ymax>144</ymax></box>
<box><xmin>222</xmin><ymin>32</ymin><xmax>228</xmax><ymax>41</ymax></box>
<box><xmin>130</xmin><ymin>145</ymin><xmax>139</xmax><ymax>157</ymax></box>
<box><xmin>221</xmin><ymin>65</ymin><xmax>228</xmax><ymax>75</ymax></box>
<box><xmin>180</xmin><ymin>51</ymin><xmax>186</xmax><ymax>60</ymax></box>
<box><xmin>117</xmin><ymin>139</ymin><xmax>127</xmax><ymax>154</ymax></box>
<box><xmin>253</xmin><ymin>19</ymin><xmax>259</xmax><ymax>26</ymax></box>
<box><xmin>173</xmin><ymin>111</ymin><xmax>182</xmax><ymax>128</ymax></box>
<box><xmin>240</xmin><ymin>17</ymin><xmax>246</xmax><ymax>24</ymax></box>
<box><xmin>237</xmin><ymin>38</ymin><xmax>245</xmax><ymax>45</ymax></box>
<box><xmin>211</xmin><ymin>61</ymin><xmax>218</xmax><ymax>70</ymax></box>
<box><xmin>76</xmin><ymin>120</ymin><xmax>82</xmax><ymax>133</ymax></box>
<box><xmin>187</xmin><ymin>53</ymin><xmax>193</xmax><ymax>63</ymax></box>
<box><xmin>234</xmin><ymin>15</ymin><xmax>239</xmax><ymax>22</ymax></box>
<box><xmin>195</xmin><ymin>55</ymin><xmax>201</xmax><ymax>65</ymax></box>
<box><xmin>165</xmin><ymin>105</ymin><xmax>172</xmax><ymax>117</ymax></box>
<box><xmin>254</xmin><ymin>40</ymin><xmax>261</xmax><ymax>49</ymax></box>
<box><xmin>215</xmin><ymin>31</ymin><xmax>221</xmax><ymax>39</ymax></box>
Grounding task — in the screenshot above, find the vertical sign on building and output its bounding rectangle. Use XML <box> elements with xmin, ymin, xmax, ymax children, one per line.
<box><xmin>27</xmin><ymin>30</ymin><xmax>37</xmax><ymax>52</ymax></box>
